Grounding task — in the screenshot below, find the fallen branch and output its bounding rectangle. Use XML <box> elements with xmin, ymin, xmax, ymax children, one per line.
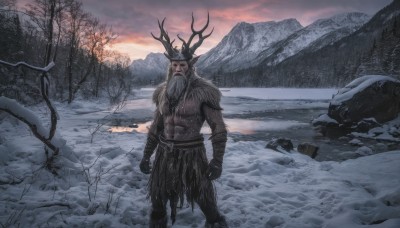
<box><xmin>0</xmin><ymin>60</ymin><xmax>60</xmax><ymax>174</ymax></box>
<box><xmin>0</xmin><ymin>97</ymin><xmax>59</xmax><ymax>154</ymax></box>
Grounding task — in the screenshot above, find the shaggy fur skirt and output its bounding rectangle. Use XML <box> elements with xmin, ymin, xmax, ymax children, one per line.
<box><xmin>148</xmin><ymin>137</ymin><xmax>216</xmax><ymax>223</ymax></box>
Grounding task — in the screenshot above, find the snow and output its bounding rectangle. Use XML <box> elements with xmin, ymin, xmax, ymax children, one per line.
<box><xmin>352</xmin><ymin>115</ymin><xmax>400</xmax><ymax>142</ymax></box>
<box><xmin>0</xmin><ymin>60</ymin><xmax>55</xmax><ymax>72</ymax></box>
<box><xmin>331</xmin><ymin>75</ymin><xmax>400</xmax><ymax>105</ymax></box>
<box><xmin>1</xmin><ymin>88</ymin><xmax>399</xmax><ymax>227</ymax></box>
<box><xmin>197</xmin><ymin>18</ymin><xmax>303</xmax><ymax>72</ymax></box>
<box><xmin>312</xmin><ymin>113</ymin><xmax>339</xmax><ymax>125</ymax></box>
<box><xmin>220</xmin><ymin>88</ymin><xmax>337</xmax><ymax>100</ymax></box>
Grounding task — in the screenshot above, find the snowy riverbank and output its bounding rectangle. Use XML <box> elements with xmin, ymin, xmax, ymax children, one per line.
<box><xmin>0</xmin><ymin>88</ymin><xmax>399</xmax><ymax>227</ymax></box>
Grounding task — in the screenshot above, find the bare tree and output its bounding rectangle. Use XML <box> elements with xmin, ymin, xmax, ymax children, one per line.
<box><xmin>25</xmin><ymin>0</ymin><xmax>64</xmax><ymax>65</ymax></box>
<box><xmin>63</xmin><ymin>0</ymin><xmax>88</xmax><ymax>103</ymax></box>
<box><xmin>104</xmin><ymin>53</ymin><xmax>133</xmax><ymax>104</ymax></box>
<box><xmin>66</xmin><ymin>16</ymin><xmax>117</xmax><ymax>103</ymax></box>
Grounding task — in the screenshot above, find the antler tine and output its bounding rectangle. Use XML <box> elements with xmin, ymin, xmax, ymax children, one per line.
<box><xmin>186</xmin><ymin>12</ymin><xmax>212</xmax><ymax>54</ymax></box>
<box><xmin>190</xmin><ymin>26</ymin><xmax>214</xmax><ymax>53</ymax></box>
<box><xmin>177</xmin><ymin>34</ymin><xmax>187</xmax><ymax>47</ymax></box>
<box><xmin>151</xmin><ymin>18</ymin><xmax>175</xmax><ymax>56</ymax></box>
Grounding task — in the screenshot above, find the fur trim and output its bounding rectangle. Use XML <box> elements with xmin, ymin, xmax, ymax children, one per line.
<box><xmin>152</xmin><ymin>82</ymin><xmax>166</xmax><ymax>106</ymax></box>
<box><xmin>186</xmin><ymin>74</ymin><xmax>222</xmax><ymax>110</ymax></box>
<box><xmin>152</xmin><ymin>73</ymin><xmax>222</xmax><ymax>115</ymax></box>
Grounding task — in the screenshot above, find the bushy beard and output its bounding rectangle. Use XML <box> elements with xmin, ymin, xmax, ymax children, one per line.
<box><xmin>166</xmin><ymin>74</ymin><xmax>187</xmax><ymax>107</ymax></box>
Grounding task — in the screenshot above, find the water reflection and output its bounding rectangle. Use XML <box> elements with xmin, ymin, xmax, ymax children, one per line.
<box><xmin>109</xmin><ymin>119</ymin><xmax>307</xmax><ymax>135</ymax></box>
<box><xmin>108</xmin><ymin>121</ymin><xmax>152</xmax><ymax>133</ymax></box>
<box><xmin>225</xmin><ymin>118</ymin><xmax>307</xmax><ymax>135</ymax></box>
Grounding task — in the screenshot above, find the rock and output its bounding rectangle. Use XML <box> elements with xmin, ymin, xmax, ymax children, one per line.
<box><xmin>389</xmin><ymin>126</ymin><xmax>400</xmax><ymax>137</ymax></box>
<box><xmin>352</xmin><ymin>118</ymin><xmax>381</xmax><ymax>132</ymax></box>
<box><xmin>349</xmin><ymin>138</ymin><xmax>363</xmax><ymax>146</ymax></box>
<box><xmin>312</xmin><ymin>114</ymin><xmax>339</xmax><ymax>128</ymax></box>
<box><xmin>328</xmin><ymin>75</ymin><xmax>400</xmax><ymax>125</ymax></box>
<box><xmin>355</xmin><ymin>146</ymin><xmax>373</xmax><ymax>156</ymax></box>
<box><xmin>129</xmin><ymin>123</ymin><xmax>139</xmax><ymax>128</ymax></box>
<box><xmin>265</xmin><ymin>215</ymin><xmax>285</xmax><ymax>228</ymax></box>
<box><xmin>297</xmin><ymin>143</ymin><xmax>319</xmax><ymax>159</ymax></box>
<box><xmin>266</xmin><ymin>138</ymin><xmax>294</xmax><ymax>152</ymax></box>
<box><xmin>373</xmin><ymin>143</ymin><xmax>387</xmax><ymax>151</ymax></box>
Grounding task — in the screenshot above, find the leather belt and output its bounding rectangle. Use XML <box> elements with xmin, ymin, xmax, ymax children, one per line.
<box><xmin>158</xmin><ymin>135</ymin><xmax>204</xmax><ymax>150</ymax></box>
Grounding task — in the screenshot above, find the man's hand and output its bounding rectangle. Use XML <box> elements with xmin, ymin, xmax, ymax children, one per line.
<box><xmin>140</xmin><ymin>158</ymin><xmax>151</xmax><ymax>174</ymax></box>
<box><xmin>207</xmin><ymin>159</ymin><xmax>222</xmax><ymax>180</ymax></box>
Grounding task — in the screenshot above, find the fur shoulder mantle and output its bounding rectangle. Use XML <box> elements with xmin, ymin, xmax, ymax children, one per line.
<box><xmin>152</xmin><ymin>75</ymin><xmax>222</xmax><ymax>112</ymax></box>
<box><xmin>186</xmin><ymin>75</ymin><xmax>222</xmax><ymax>110</ymax></box>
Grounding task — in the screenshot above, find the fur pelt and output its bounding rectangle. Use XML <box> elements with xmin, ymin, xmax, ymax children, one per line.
<box><xmin>152</xmin><ymin>73</ymin><xmax>222</xmax><ymax>115</ymax></box>
<box><xmin>148</xmin><ymin>143</ymin><xmax>217</xmax><ymax>224</ymax></box>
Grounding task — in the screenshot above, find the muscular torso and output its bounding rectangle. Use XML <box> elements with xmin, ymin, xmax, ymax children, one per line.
<box><xmin>163</xmin><ymin>97</ymin><xmax>205</xmax><ymax>140</ymax></box>
<box><xmin>149</xmin><ymin>79</ymin><xmax>226</xmax><ymax>142</ymax></box>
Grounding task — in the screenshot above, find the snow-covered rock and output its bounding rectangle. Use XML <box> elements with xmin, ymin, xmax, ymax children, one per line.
<box><xmin>329</xmin><ymin>75</ymin><xmax>400</xmax><ymax>125</ymax></box>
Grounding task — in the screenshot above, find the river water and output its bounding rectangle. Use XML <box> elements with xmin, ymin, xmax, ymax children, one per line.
<box><xmin>108</xmin><ymin>88</ymin><xmax>398</xmax><ymax>162</ymax></box>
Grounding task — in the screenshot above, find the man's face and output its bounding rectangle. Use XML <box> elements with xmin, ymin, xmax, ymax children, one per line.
<box><xmin>171</xmin><ymin>61</ymin><xmax>189</xmax><ymax>77</ymax></box>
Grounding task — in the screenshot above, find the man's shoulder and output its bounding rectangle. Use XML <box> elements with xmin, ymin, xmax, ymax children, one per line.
<box><xmin>189</xmin><ymin>75</ymin><xmax>222</xmax><ymax>110</ymax></box>
<box><xmin>190</xmin><ymin>76</ymin><xmax>220</xmax><ymax>96</ymax></box>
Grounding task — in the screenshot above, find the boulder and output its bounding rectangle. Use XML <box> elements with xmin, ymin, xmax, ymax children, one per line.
<box><xmin>266</xmin><ymin>138</ymin><xmax>294</xmax><ymax>152</ymax></box>
<box><xmin>328</xmin><ymin>75</ymin><xmax>400</xmax><ymax>125</ymax></box>
<box><xmin>297</xmin><ymin>143</ymin><xmax>319</xmax><ymax>159</ymax></box>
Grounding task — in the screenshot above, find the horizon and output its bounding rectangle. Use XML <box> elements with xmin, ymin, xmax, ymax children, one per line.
<box><xmin>16</xmin><ymin>0</ymin><xmax>393</xmax><ymax>62</ymax></box>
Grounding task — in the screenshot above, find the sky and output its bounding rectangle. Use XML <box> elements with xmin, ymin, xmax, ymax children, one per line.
<box><xmin>18</xmin><ymin>0</ymin><xmax>393</xmax><ymax>61</ymax></box>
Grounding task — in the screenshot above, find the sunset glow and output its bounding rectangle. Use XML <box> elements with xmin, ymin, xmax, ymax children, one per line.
<box><xmin>17</xmin><ymin>0</ymin><xmax>392</xmax><ymax>61</ymax></box>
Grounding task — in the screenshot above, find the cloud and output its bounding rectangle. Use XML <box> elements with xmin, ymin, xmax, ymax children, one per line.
<box><xmin>17</xmin><ymin>0</ymin><xmax>392</xmax><ymax>60</ymax></box>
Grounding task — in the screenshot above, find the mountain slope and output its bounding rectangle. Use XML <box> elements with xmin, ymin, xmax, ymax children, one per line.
<box><xmin>197</xmin><ymin>19</ymin><xmax>303</xmax><ymax>74</ymax></box>
<box><xmin>257</xmin><ymin>12</ymin><xmax>370</xmax><ymax>66</ymax></box>
<box><xmin>258</xmin><ymin>0</ymin><xmax>400</xmax><ymax>87</ymax></box>
<box><xmin>130</xmin><ymin>52</ymin><xmax>168</xmax><ymax>84</ymax></box>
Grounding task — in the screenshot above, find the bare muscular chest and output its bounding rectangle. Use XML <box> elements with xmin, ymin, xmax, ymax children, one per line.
<box><xmin>162</xmin><ymin>98</ymin><xmax>205</xmax><ymax>140</ymax></box>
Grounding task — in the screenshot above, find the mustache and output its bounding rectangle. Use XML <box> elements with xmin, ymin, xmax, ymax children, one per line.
<box><xmin>173</xmin><ymin>72</ymin><xmax>184</xmax><ymax>76</ymax></box>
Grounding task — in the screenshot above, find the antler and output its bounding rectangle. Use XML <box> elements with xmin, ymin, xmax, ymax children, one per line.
<box><xmin>177</xmin><ymin>12</ymin><xmax>214</xmax><ymax>58</ymax></box>
<box><xmin>151</xmin><ymin>18</ymin><xmax>176</xmax><ymax>57</ymax></box>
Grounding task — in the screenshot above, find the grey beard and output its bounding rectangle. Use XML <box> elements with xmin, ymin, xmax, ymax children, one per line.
<box><xmin>166</xmin><ymin>75</ymin><xmax>187</xmax><ymax>106</ymax></box>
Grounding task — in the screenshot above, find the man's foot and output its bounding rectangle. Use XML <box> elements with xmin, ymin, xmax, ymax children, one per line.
<box><xmin>204</xmin><ymin>215</ymin><xmax>228</xmax><ymax>228</ymax></box>
<box><xmin>149</xmin><ymin>211</ymin><xmax>168</xmax><ymax>228</ymax></box>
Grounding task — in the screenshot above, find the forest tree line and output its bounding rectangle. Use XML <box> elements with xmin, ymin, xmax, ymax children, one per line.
<box><xmin>0</xmin><ymin>0</ymin><xmax>134</xmax><ymax>105</ymax></box>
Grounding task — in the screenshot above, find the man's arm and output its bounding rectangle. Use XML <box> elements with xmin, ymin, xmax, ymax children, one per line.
<box><xmin>202</xmin><ymin>104</ymin><xmax>227</xmax><ymax>180</ymax></box>
<box><xmin>140</xmin><ymin>110</ymin><xmax>163</xmax><ymax>174</ymax></box>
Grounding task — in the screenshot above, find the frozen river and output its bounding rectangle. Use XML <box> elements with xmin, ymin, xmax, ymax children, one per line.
<box><xmin>108</xmin><ymin>87</ymin><xmax>383</xmax><ymax>161</ymax></box>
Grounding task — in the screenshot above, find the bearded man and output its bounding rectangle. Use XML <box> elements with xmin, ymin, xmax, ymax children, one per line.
<box><xmin>139</xmin><ymin>13</ymin><xmax>228</xmax><ymax>228</ymax></box>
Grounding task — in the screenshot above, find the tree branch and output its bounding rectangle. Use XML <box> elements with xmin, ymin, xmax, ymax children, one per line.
<box><xmin>0</xmin><ymin>60</ymin><xmax>55</xmax><ymax>72</ymax></box>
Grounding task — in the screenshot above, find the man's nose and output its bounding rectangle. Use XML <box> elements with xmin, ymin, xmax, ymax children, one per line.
<box><xmin>176</xmin><ymin>66</ymin><xmax>182</xmax><ymax>71</ymax></box>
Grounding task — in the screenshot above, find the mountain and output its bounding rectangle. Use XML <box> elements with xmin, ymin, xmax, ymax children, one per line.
<box><xmin>247</xmin><ymin>0</ymin><xmax>400</xmax><ymax>87</ymax></box>
<box><xmin>130</xmin><ymin>52</ymin><xmax>168</xmax><ymax>84</ymax></box>
<box><xmin>258</xmin><ymin>12</ymin><xmax>370</xmax><ymax>66</ymax></box>
<box><xmin>197</xmin><ymin>19</ymin><xmax>303</xmax><ymax>75</ymax></box>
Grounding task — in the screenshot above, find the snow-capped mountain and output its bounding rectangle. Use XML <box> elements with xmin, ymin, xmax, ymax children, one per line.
<box><xmin>258</xmin><ymin>12</ymin><xmax>370</xmax><ymax>66</ymax></box>
<box><xmin>130</xmin><ymin>52</ymin><xmax>169</xmax><ymax>80</ymax></box>
<box><xmin>197</xmin><ymin>19</ymin><xmax>303</xmax><ymax>74</ymax></box>
<box><xmin>130</xmin><ymin>12</ymin><xmax>370</xmax><ymax>82</ymax></box>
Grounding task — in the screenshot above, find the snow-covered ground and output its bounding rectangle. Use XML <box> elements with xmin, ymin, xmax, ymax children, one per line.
<box><xmin>0</xmin><ymin>88</ymin><xmax>399</xmax><ymax>227</ymax></box>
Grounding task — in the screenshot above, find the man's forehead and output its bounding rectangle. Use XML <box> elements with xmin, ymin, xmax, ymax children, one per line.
<box><xmin>171</xmin><ymin>60</ymin><xmax>188</xmax><ymax>64</ymax></box>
